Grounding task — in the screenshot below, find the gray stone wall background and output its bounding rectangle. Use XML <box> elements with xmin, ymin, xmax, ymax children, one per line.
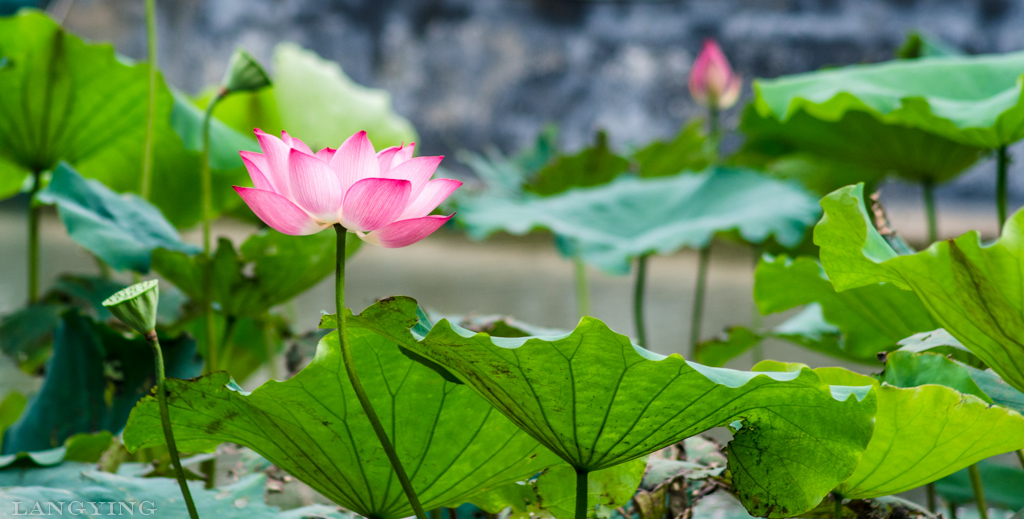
<box><xmin>61</xmin><ymin>0</ymin><xmax>1024</xmax><ymax>201</ymax></box>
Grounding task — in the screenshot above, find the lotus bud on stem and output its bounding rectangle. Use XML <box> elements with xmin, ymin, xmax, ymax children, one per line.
<box><xmin>103</xmin><ymin>281</ymin><xmax>200</xmax><ymax>519</ymax></box>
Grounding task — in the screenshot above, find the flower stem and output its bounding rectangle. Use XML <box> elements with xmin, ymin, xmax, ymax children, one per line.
<box><xmin>575</xmin><ymin>468</ymin><xmax>589</xmax><ymax>519</ymax></box>
<box><xmin>997</xmin><ymin>145</ymin><xmax>1010</xmax><ymax>229</ymax></box>
<box><xmin>201</xmin><ymin>91</ymin><xmax>226</xmax><ymax>373</ymax></box>
<box><xmin>145</xmin><ymin>331</ymin><xmax>200</xmax><ymax>519</ymax></box>
<box><xmin>333</xmin><ymin>224</ymin><xmax>427</xmax><ymax>519</ymax></box>
<box><xmin>926</xmin><ymin>482</ymin><xmax>936</xmax><ymax>512</ymax></box>
<box><xmin>832</xmin><ymin>493</ymin><xmax>843</xmax><ymax>519</ymax></box>
<box><xmin>574</xmin><ymin>255</ymin><xmax>590</xmax><ymax>320</ymax></box>
<box><xmin>922</xmin><ymin>179</ymin><xmax>938</xmax><ymax>243</ymax></box>
<box><xmin>1016</xmin><ymin>449</ymin><xmax>1024</xmax><ymax>470</ymax></box>
<box><xmin>27</xmin><ymin>170</ymin><xmax>42</xmax><ymax>304</ymax></box>
<box><xmin>967</xmin><ymin>463</ymin><xmax>988</xmax><ymax>519</ymax></box>
<box><xmin>689</xmin><ymin>245</ymin><xmax>711</xmax><ymax>357</ymax></box>
<box><xmin>141</xmin><ymin>0</ymin><xmax>157</xmax><ymax>201</ymax></box>
<box><xmin>633</xmin><ymin>254</ymin><xmax>649</xmax><ymax>347</ymax></box>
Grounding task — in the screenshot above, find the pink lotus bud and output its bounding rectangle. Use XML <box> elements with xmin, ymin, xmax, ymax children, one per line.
<box><xmin>688</xmin><ymin>39</ymin><xmax>741</xmax><ymax>109</ymax></box>
<box><xmin>234</xmin><ymin>130</ymin><xmax>461</xmax><ymax>248</ymax></box>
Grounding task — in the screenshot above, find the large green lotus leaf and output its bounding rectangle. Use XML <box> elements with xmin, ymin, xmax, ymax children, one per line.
<box><xmin>815</xmin><ymin>183</ymin><xmax>1024</xmax><ymax>393</ymax></box>
<box><xmin>754</xmin><ymin>255</ymin><xmax>937</xmax><ymax>362</ymax></box>
<box><xmin>0</xmin><ymin>11</ymin><xmax>248</xmax><ymax>227</ymax></box>
<box><xmin>633</xmin><ymin>120</ymin><xmax>711</xmax><ymax>178</ymax></box>
<box><xmin>1</xmin><ymin>311</ymin><xmax>201</xmax><ymax>454</ymax></box>
<box><xmin>169</xmin><ymin>89</ymin><xmax>259</xmax><ymax>170</ymax></box>
<box><xmin>122</xmin><ymin>302</ymin><xmax>561</xmax><ymax>519</ymax></box>
<box><xmin>524</xmin><ymin>131</ymin><xmax>629</xmax><ymax>196</ymax></box>
<box><xmin>0</xmin><ymin>465</ymin><xmax>354</xmax><ymax>519</ymax></box>
<box><xmin>756</xmin><ymin>361</ymin><xmax>1024</xmax><ymax>498</ymax></box>
<box><xmin>153</xmin><ymin>230</ymin><xmax>357</xmax><ymax>318</ymax></box>
<box><xmin>0</xmin><ymin>431</ymin><xmax>111</xmax><ymax>469</ymax></box>
<box><xmin>470</xmin><ymin>457</ymin><xmax>647</xmax><ymax>519</ymax></box>
<box><xmin>752</xmin><ymin>51</ymin><xmax>1024</xmax><ymax>149</ymax></box>
<box><xmin>272</xmin><ymin>42</ymin><xmax>417</xmax><ymax>150</ymax></box>
<box><xmin>36</xmin><ymin>163</ymin><xmax>199</xmax><ymax>272</ymax></box>
<box><xmin>935</xmin><ymin>460</ymin><xmax>1024</xmax><ymax>510</ymax></box>
<box><xmin>354</xmin><ymin>297</ymin><xmax>877</xmax><ymax>517</ymax></box>
<box><xmin>740</xmin><ymin>104</ymin><xmax>985</xmax><ymax>183</ymax></box>
<box><xmin>455</xmin><ymin>125</ymin><xmax>560</xmax><ymax>198</ymax></box>
<box><xmin>456</xmin><ymin>167</ymin><xmax>821</xmax><ymax>275</ymax></box>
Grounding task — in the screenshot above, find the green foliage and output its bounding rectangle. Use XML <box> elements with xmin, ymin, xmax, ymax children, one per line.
<box><xmin>935</xmin><ymin>461</ymin><xmax>1024</xmax><ymax>509</ymax></box>
<box><xmin>0</xmin><ymin>392</ymin><xmax>26</xmax><ymax>442</ymax></box>
<box><xmin>456</xmin><ymin>125</ymin><xmax>560</xmax><ymax>198</ymax></box>
<box><xmin>896</xmin><ymin>31</ymin><xmax>964</xmax><ymax>60</ymax></box>
<box><xmin>0</xmin><ymin>464</ymin><xmax>354</xmax><ymax>518</ymax></box>
<box><xmin>0</xmin><ymin>10</ymin><xmax>248</xmax><ymax>227</ymax></box>
<box><xmin>153</xmin><ymin>230</ymin><xmax>356</xmax><ymax>319</ymax></box>
<box><xmin>355</xmin><ymin>297</ymin><xmax>877</xmax><ymax>517</ymax></box>
<box><xmin>123</xmin><ymin>301</ymin><xmax>561</xmax><ymax>519</ymax></box>
<box><xmin>755</xmin><ymin>361</ymin><xmax>1024</xmax><ymax>498</ymax></box>
<box><xmin>169</xmin><ymin>90</ymin><xmax>259</xmax><ymax>170</ymax></box>
<box><xmin>633</xmin><ymin>120</ymin><xmax>712</xmax><ymax>178</ymax></box>
<box><xmin>752</xmin><ymin>255</ymin><xmax>937</xmax><ymax>362</ymax></box>
<box><xmin>815</xmin><ymin>183</ymin><xmax>1024</xmax><ymax>393</ymax></box>
<box><xmin>0</xmin><ymin>431</ymin><xmax>112</xmax><ymax>468</ymax></box>
<box><xmin>752</xmin><ymin>50</ymin><xmax>1024</xmax><ymax>148</ymax></box>
<box><xmin>1</xmin><ymin>311</ymin><xmax>201</xmax><ymax>454</ymax></box>
<box><xmin>524</xmin><ymin>131</ymin><xmax>629</xmax><ymax>196</ymax></box>
<box><xmin>456</xmin><ymin>167</ymin><xmax>821</xmax><ymax>274</ymax></box>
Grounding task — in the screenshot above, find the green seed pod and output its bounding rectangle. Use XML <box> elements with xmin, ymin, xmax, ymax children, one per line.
<box><xmin>102</xmin><ymin>279</ymin><xmax>160</xmax><ymax>335</ymax></box>
<box><xmin>222</xmin><ymin>48</ymin><xmax>271</xmax><ymax>94</ymax></box>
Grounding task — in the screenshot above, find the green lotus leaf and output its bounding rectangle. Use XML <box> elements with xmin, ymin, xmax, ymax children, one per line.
<box><xmin>753</xmin><ymin>255</ymin><xmax>937</xmax><ymax>362</ymax></box>
<box><xmin>740</xmin><ymin>104</ymin><xmax>985</xmax><ymax>184</ymax></box>
<box><xmin>0</xmin><ymin>392</ymin><xmax>25</xmax><ymax>442</ymax></box>
<box><xmin>524</xmin><ymin>131</ymin><xmax>629</xmax><ymax>196</ymax></box>
<box><xmin>0</xmin><ymin>464</ymin><xmax>354</xmax><ymax>519</ymax></box>
<box><xmin>896</xmin><ymin>31</ymin><xmax>964</xmax><ymax>60</ymax></box>
<box><xmin>153</xmin><ymin>230</ymin><xmax>357</xmax><ymax>319</ymax></box>
<box><xmin>815</xmin><ymin>183</ymin><xmax>1024</xmax><ymax>393</ymax></box>
<box><xmin>1</xmin><ymin>311</ymin><xmax>201</xmax><ymax>454</ymax></box>
<box><xmin>935</xmin><ymin>460</ymin><xmax>1024</xmax><ymax>510</ymax></box>
<box><xmin>169</xmin><ymin>89</ymin><xmax>259</xmax><ymax>171</ymax></box>
<box><xmin>354</xmin><ymin>297</ymin><xmax>876</xmax><ymax>517</ymax></box>
<box><xmin>752</xmin><ymin>50</ymin><xmax>1024</xmax><ymax>148</ymax></box>
<box><xmin>455</xmin><ymin>124</ymin><xmax>560</xmax><ymax>198</ymax></box>
<box><xmin>456</xmin><ymin>167</ymin><xmax>821</xmax><ymax>275</ymax></box>
<box><xmin>0</xmin><ymin>10</ymin><xmax>249</xmax><ymax>227</ymax></box>
<box><xmin>633</xmin><ymin>120</ymin><xmax>712</xmax><ymax>178</ymax></box>
<box><xmin>0</xmin><ymin>431</ymin><xmax>112</xmax><ymax>469</ymax></box>
<box><xmin>755</xmin><ymin>361</ymin><xmax>1024</xmax><ymax>499</ymax></box>
<box><xmin>123</xmin><ymin>300</ymin><xmax>561</xmax><ymax>519</ymax></box>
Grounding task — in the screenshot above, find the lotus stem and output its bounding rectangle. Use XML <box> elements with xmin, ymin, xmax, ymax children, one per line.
<box><xmin>689</xmin><ymin>245</ymin><xmax>711</xmax><ymax>357</ymax></box>
<box><xmin>200</xmin><ymin>91</ymin><xmax>226</xmax><ymax>373</ymax></box>
<box><xmin>633</xmin><ymin>254</ymin><xmax>649</xmax><ymax>347</ymax></box>
<box><xmin>926</xmin><ymin>482</ymin><xmax>936</xmax><ymax>512</ymax></box>
<box><xmin>751</xmin><ymin>248</ymin><xmax>764</xmax><ymax>363</ymax></box>
<box><xmin>447</xmin><ymin>509</ymin><xmax>457</xmax><ymax>519</ymax></box>
<box><xmin>997</xmin><ymin>145</ymin><xmax>1010</xmax><ymax>229</ymax></box>
<box><xmin>922</xmin><ymin>179</ymin><xmax>938</xmax><ymax>244</ymax></box>
<box><xmin>575</xmin><ymin>468</ymin><xmax>589</xmax><ymax>519</ymax></box>
<box><xmin>430</xmin><ymin>509</ymin><xmax>441</xmax><ymax>519</ymax></box>
<box><xmin>1016</xmin><ymin>449</ymin><xmax>1024</xmax><ymax>470</ymax></box>
<box><xmin>334</xmin><ymin>224</ymin><xmax>427</xmax><ymax>519</ymax></box>
<box><xmin>145</xmin><ymin>331</ymin><xmax>201</xmax><ymax>519</ymax></box>
<box><xmin>832</xmin><ymin>494</ymin><xmax>843</xmax><ymax>519</ymax></box>
<box><xmin>27</xmin><ymin>170</ymin><xmax>42</xmax><ymax>304</ymax></box>
<box><xmin>141</xmin><ymin>0</ymin><xmax>157</xmax><ymax>201</ymax></box>
<box><xmin>574</xmin><ymin>255</ymin><xmax>591</xmax><ymax>320</ymax></box>
<box><xmin>967</xmin><ymin>464</ymin><xmax>988</xmax><ymax>519</ymax></box>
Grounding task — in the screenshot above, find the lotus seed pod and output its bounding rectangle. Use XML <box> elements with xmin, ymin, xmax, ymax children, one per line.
<box><xmin>102</xmin><ymin>279</ymin><xmax>160</xmax><ymax>335</ymax></box>
<box><xmin>222</xmin><ymin>48</ymin><xmax>271</xmax><ymax>94</ymax></box>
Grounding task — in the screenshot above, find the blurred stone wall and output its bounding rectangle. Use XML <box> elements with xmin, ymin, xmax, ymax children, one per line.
<box><xmin>61</xmin><ymin>0</ymin><xmax>1022</xmax><ymax>199</ymax></box>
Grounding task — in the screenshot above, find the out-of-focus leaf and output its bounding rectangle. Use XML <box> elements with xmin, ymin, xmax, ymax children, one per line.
<box><xmin>935</xmin><ymin>461</ymin><xmax>1024</xmax><ymax>509</ymax></box>
<box><xmin>0</xmin><ymin>304</ymin><xmax>61</xmax><ymax>368</ymax></box>
<box><xmin>0</xmin><ymin>431</ymin><xmax>112</xmax><ymax>468</ymax></box>
<box><xmin>753</xmin><ymin>50</ymin><xmax>1024</xmax><ymax>148</ymax></box>
<box><xmin>169</xmin><ymin>89</ymin><xmax>259</xmax><ymax>170</ymax></box>
<box><xmin>761</xmin><ymin>152</ymin><xmax>885</xmax><ymax>196</ymax></box>
<box><xmin>1</xmin><ymin>311</ymin><xmax>201</xmax><ymax>454</ymax></box>
<box><xmin>633</xmin><ymin>120</ymin><xmax>711</xmax><ymax>178</ymax></box>
<box><xmin>123</xmin><ymin>299</ymin><xmax>561</xmax><ymax>519</ymax></box>
<box><xmin>457</xmin><ymin>167</ymin><xmax>820</xmax><ymax>275</ymax></box>
<box><xmin>36</xmin><ymin>163</ymin><xmax>199</xmax><ymax>273</ymax></box>
<box><xmin>153</xmin><ymin>229</ymin><xmax>356</xmax><ymax>318</ymax></box>
<box><xmin>359</xmin><ymin>297</ymin><xmax>877</xmax><ymax>517</ymax></box>
<box><xmin>896</xmin><ymin>31</ymin><xmax>964</xmax><ymax>60</ymax></box>
<box><xmin>815</xmin><ymin>183</ymin><xmax>1024</xmax><ymax>392</ymax></box>
<box><xmin>456</xmin><ymin>124</ymin><xmax>560</xmax><ymax>198</ymax></box>
<box><xmin>524</xmin><ymin>131</ymin><xmax>628</xmax><ymax>196</ymax></box>
<box><xmin>0</xmin><ymin>392</ymin><xmax>26</xmax><ymax>442</ymax></box>
<box><xmin>756</xmin><ymin>361</ymin><xmax>1024</xmax><ymax>498</ymax></box>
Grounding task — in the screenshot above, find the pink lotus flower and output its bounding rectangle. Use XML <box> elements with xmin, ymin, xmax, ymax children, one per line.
<box><xmin>689</xmin><ymin>39</ymin><xmax>741</xmax><ymax>109</ymax></box>
<box><xmin>234</xmin><ymin>130</ymin><xmax>461</xmax><ymax>247</ymax></box>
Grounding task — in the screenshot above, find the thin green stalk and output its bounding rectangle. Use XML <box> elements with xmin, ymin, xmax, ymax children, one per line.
<box><xmin>574</xmin><ymin>255</ymin><xmax>591</xmax><ymax>319</ymax></box>
<box><xmin>708</xmin><ymin>105</ymin><xmax>721</xmax><ymax>160</ymax></box>
<box><xmin>923</xmin><ymin>179</ymin><xmax>938</xmax><ymax>244</ymax></box>
<box><xmin>967</xmin><ymin>464</ymin><xmax>988</xmax><ymax>519</ymax></box>
<box><xmin>430</xmin><ymin>509</ymin><xmax>441</xmax><ymax>519</ymax></box>
<box><xmin>689</xmin><ymin>245</ymin><xmax>711</xmax><ymax>357</ymax></box>
<box><xmin>997</xmin><ymin>145</ymin><xmax>1010</xmax><ymax>228</ymax></box>
<box><xmin>1016</xmin><ymin>449</ymin><xmax>1024</xmax><ymax>469</ymax></box>
<box><xmin>201</xmin><ymin>91</ymin><xmax>226</xmax><ymax>373</ymax></box>
<box><xmin>750</xmin><ymin>247</ymin><xmax>764</xmax><ymax>363</ymax></box>
<box><xmin>27</xmin><ymin>170</ymin><xmax>42</xmax><ymax>304</ymax></box>
<box><xmin>447</xmin><ymin>509</ymin><xmax>457</xmax><ymax>519</ymax></box>
<box><xmin>633</xmin><ymin>254</ymin><xmax>649</xmax><ymax>347</ymax></box>
<box><xmin>145</xmin><ymin>331</ymin><xmax>200</xmax><ymax>519</ymax></box>
<box><xmin>141</xmin><ymin>0</ymin><xmax>157</xmax><ymax>200</ymax></box>
<box><xmin>263</xmin><ymin>317</ymin><xmax>279</xmax><ymax>380</ymax></box>
<box><xmin>334</xmin><ymin>224</ymin><xmax>427</xmax><ymax>519</ymax></box>
<box><xmin>832</xmin><ymin>494</ymin><xmax>842</xmax><ymax>519</ymax></box>
<box><xmin>926</xmin><ymin>482</ymin><xmax>936</xmax><ymax>513</ymax></box>
<box><xmin>575</xmin><ymin>469</ymin><xmax>589</xmax><ymax>519</ymax></box>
